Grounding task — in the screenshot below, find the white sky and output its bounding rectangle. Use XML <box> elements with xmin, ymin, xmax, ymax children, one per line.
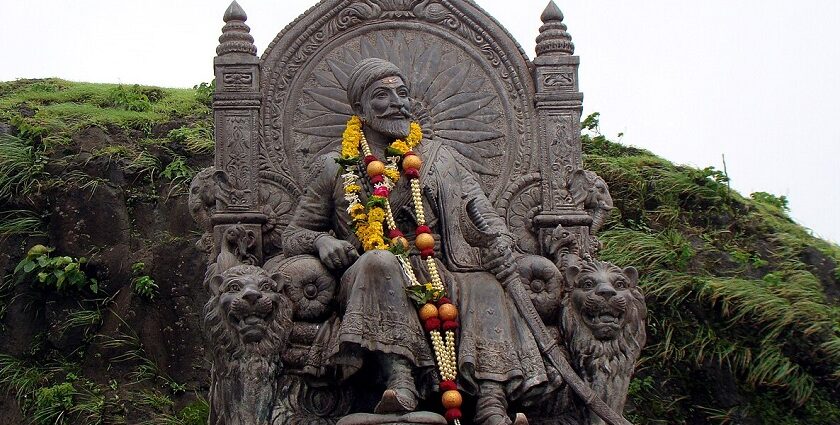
<box><xmin>2</xmin><ymin>0</ymin><xmax>839</xmax><ymax>244</ymax></box>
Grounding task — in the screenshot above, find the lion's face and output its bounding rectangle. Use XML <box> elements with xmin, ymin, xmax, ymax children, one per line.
<box><xmin>216</xmin><ymin>266</ymin><xmax>282</xmax><ymax>344</ymax></box>
<box><xmin>567</xmin><ymin>261</ymin><xmax>639</xmax><ymax>341</ymax></box>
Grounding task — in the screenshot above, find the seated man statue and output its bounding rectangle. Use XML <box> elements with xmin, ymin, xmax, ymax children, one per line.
<box><xmin>283</xmin><ymin>58</ymin><xmax>558</xmax><ymax>425</ymax></box>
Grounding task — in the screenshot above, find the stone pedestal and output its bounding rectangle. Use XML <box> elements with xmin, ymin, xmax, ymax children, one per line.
<box><xmin>336</xmin><ymin>412</ymin><xmax>448</xmax><ymax>425</ymax></box>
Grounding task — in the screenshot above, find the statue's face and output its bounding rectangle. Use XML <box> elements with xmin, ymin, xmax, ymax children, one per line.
<box><xmin>219</xmin><ymin>273</ymin><xmax>281</xmax><ymax>343</ymax></box>
<box><xmin>360</xmin><ymin>75</ymin><xmax>411</xmax><ymax>139</ymax></box>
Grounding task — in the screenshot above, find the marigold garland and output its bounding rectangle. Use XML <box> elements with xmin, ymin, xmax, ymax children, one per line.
<box><xmin>338</xmin><ymin>116</ymin><xmax>462</xmax><ymax>424</ymax></box>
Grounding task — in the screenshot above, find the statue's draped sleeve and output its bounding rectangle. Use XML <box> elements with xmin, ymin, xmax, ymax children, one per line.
<box><xmin>282</xmin><ymin>153</ymin><xmax>340</xmax><ymax>256</ymax></box>
<box><xmin>431</xmin><ymin>144</ymin><xmax>512</xmax><ymax>271</ymax></box>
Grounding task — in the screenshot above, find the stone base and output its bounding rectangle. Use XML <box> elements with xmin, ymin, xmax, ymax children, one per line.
<box><xmin>336</xmin><ymin>411</ymin><xmax>448</xmax><ymax>425</ymax></box>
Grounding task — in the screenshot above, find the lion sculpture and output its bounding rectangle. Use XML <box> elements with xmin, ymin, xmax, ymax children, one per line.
<box><xmin>561</xmin><ymin>260</ymin><xmax>647</xmax><ymax>425</ymax></box>
<box><xmin>204</xmin><ymin>264</ymin><xmax>293</xmax><ymax>425</ymax></box>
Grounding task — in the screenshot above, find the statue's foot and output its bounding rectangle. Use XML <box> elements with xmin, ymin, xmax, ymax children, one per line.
<box><xmin>374</xmin><ymin>388</ymin><xmax>418</xmax><ymax>414</ymax></box>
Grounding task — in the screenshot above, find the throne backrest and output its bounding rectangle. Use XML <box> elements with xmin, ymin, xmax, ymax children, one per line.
<box><xmin>211</xmin><ymin>0</ymin><xmax>587</xmax><ymax>257</ymax></box>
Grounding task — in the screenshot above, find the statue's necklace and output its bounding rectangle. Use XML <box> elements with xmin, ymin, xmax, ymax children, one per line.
<box><xmin>339</xmin><ymin>116</ymin><xmax>464</xmax><ymax>424</ymax></box>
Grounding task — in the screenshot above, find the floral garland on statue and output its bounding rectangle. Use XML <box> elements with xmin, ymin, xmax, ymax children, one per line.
<box><xmin>338</xmin><ymin>116</ymin><xmax>463</xmax><ymax>424</ymax></box>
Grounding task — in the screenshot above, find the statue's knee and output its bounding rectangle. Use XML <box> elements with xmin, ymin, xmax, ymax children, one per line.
<box><xmin>357</xmin><ymin>250</ymin><xmax>401</xmax><ymax>274</ymax></box>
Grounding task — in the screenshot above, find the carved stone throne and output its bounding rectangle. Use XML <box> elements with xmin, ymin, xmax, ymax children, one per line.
<box><xmin>192</xmin><ymin>1</ymin><xmax>645</xmax><ymax>424</ymax></box>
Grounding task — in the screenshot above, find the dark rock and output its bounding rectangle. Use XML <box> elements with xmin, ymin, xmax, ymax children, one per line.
<box><xmin>44</xmin><ymin>297</ymin><xmax>90</xmax><ymax>353</ymax></box>
<box><xmin>48</xmin><ymin>182</ymin><xmax>130</xmax><ymax>256</ymax></box>
<box><xmin>0</xmin><ymin>393</ymin><xmax>25</xmax><ymax>425</ymax></box>
<box><xmin>800</xmin><ymin>246</ymin><xmax>840</xmax><ymax>302</ymax></box>
<box><xmin>84</xmin><ymin>155</ymin><xmax>128</xmax><ymax>186</ymax></box>
<box><xmin>152</xmin><ymin>119</ymin><xmax>188</xmax><ymax>138</ymax></box>
<box><xmin>73</xmin><ymin>126</ymin><xmax>113</xmax><ymax>154</ymax></box>
<box><xmin>18</xmin><ymin>104</ymin><xmax>35</xmax><ymax>117</ymax></box>
<box><xmin>148</xmin><ymin>238</ymin><xmax>210</xmax><ymax>387</ymax></box>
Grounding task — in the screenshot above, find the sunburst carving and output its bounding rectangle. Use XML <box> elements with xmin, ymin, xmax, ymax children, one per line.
<box><xmin>295</xmin><ymin>32</ymin><xmax>504</xmax><ymax>177</ymax></box>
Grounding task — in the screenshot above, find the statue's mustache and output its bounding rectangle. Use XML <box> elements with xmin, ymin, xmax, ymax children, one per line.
<box><xmin>376</xmin><ymin>106</ymin><xmax>410</xmax><ymax>119</ymax></box>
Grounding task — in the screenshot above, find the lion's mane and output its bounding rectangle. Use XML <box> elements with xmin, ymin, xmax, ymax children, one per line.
<box><xmin>204</xmin><ymin>264</ymin><xmax>293</xmax><ymax>425</ymax></box>
<box><xmin>561</xmin><ymin>261</ymin><xmax>646</xmax><ymax>423</ymax></box>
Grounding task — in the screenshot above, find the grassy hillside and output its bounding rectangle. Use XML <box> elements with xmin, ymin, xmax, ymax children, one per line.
<box><xmin>0</xmin><ymin>79</ymin><xmax>837</xmax><ymax>424</ymax></box>
<box><xmin>582</xmin><ymin>114</ymin><xmax>840</xmax><ymax>423</ymax></box>
<box><xmin>0</xmin><ymin>79</ymin><xmax>214</xmax><ymax>424</ymax></box>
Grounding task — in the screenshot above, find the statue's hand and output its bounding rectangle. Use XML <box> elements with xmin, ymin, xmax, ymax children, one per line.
<box><xmin>315</xmin><ymin>235</ymin><xmax>359</xmax><ymax>270</ymax></box>
<box><xmin>482</xmin><ymin>237</ymin><xmax>517</xmax><ymax>283</ymax></box>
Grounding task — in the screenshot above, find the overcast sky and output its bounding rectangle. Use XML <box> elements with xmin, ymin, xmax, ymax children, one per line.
<box><xmin>2</xmin><ymin>0</ymin><xmax>838</xmax><ymax>243</ymax></box>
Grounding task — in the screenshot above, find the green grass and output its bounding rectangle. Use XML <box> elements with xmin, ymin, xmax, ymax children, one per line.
<box><xmin>0</xmin><ymin>79</ymin><xmax>210</xmax><ymax>148</ymax></box>
<box><xmin>0</xmin><ymin>134</ymin><xmax>47</xmax><ymax>199</ymax></box>
<box><xmin>0</xmin><ymin>354</ymin><xmax>49</xmax><ymax>406</ymax></box>
<box><xmin>168</xmin><ymin>125</ymin><xmax>214</xmax><ymax>154</ymax></box>
<box><xmin>0</xmin><ymin>209</ymin><xmax>45</xmax><ymax>238</ymax></box>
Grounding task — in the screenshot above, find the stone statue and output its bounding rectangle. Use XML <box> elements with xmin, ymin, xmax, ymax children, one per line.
<box><xmin>562</xmin><ymin>262</ymin><xmax>646</xmax><ymax>425</ymax></box>
<box><xmin>282</xmin><ymin>58</ymin><xmax>559</xmax><ymax>425</ymax></box>
<box><xmin>204</xmin><ymin>264</ymin><xmax>293</xmax><ymax>425</ymax></box>
<box><xmin>194</xmin><ymin>1</ymin><xmax>648</xmax><ymax>424</ymax></box>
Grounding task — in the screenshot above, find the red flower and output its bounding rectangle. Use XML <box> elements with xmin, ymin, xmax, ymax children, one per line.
<box><xmin>389</xmin><ymin>229</ymin><xmax>404</xmax><ymax>239</ymax></box>
<box><xmin>405</xmin><ymin>168</ymin><xmax>420</xmax><ymax>179</ymax></box>
<box><xmin>443</xmin><ymin>320</ymin><xmax>459</xmax><ymax>331</ymax></box>
<box><xmin>364</xmin><ymin>155</ymin><xmax>377</xmax><ymax>165</ymax></box>
<box><xmin>420</xmin><ymin>248</ymin><xmax>435</xmax><ymax>259</ymax></box>
<box><xmin>374</xmin><ymin>186</ymin><xmax>390</xmax><ymax>197</ymax></box>
<box><xmin>444</xmin><ymin>408</ymin><xmax>462</xmax><ymax>421</ymax></box>
<box><xmin>439</xmin><ymin>380</ymin><xmax>457</xmax><ymax>392</ymax></box>
<box><xmin>370</xmin><ymin>175</ymin><xmax>384</xmax><ymax>184</ymax></box>
<box><xmin>424</xmin><ymin>317</ymin><xmax>441</xmax><ymax>332</ymax></box>
<box><xmin>416</xmin><ymin>225</ymin><xmax>431</xmax><ymax>234</ymax></box>
<box><xmin>436</xmin><ymin>297</ymin><xmax>452</xmax><ymax>306</ymax></box>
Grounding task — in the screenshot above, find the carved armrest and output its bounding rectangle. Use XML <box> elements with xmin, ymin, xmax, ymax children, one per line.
<box><xmin>515</xmin><ymin>254</ymin><xmax>564</xmax><ymax>325</ymax></box>
<box><xmin>263</xmin><ymin>254</ymin><xmax>337</xmax><ymax>322</ymax></box>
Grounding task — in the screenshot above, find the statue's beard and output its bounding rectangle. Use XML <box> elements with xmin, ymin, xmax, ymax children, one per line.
<box><xmin>365</xmin><ymin>113</ymin><xmax>411</xmax><ymax>140</ymax></box>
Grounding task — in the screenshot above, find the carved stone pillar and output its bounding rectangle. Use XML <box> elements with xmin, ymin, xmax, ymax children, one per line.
<box><xmin>212</xmin><ymin>1</ymin><xmax>265</xmax><ymax>264</ymax></box>
<box><xmin>532</xmin><ymin>1</ymin><xmax>592</xmax><ymax>257</ymax></box>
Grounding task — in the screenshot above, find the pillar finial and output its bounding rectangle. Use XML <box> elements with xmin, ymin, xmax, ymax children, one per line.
<box><xmin>536</xmin><ymin>1</ymin><xmax>574</xmax><ymax>56</ymax></box>
<box><xmin>217</xmin><ymin>1</ymin><xmax>257</xmax><ymax>56</ymax></box>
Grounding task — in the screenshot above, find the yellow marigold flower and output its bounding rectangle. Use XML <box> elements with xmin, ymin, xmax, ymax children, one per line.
<box><xmin>368</xmin><ymin>207</ymin><xmax>386</xmax><ymax>223</ymax></box>
<box><xmin>342</xmin><ymin>141</ymin><xmax>359</xmax><ymax>158</ymax></box>
<box><xmin>341</xmin><ymin>116</ymin><xmax>363</xmax><ymax>158</ymax></box>
<box><xmin>383</xmin><ymin>168</ymin><xmax>400</xmax><ymax>182</ymax></box>
<box><xmin>425</xmin><ymin>282</ymin><xmax>434</xmax><ymax>291</ymax></box>
<box><xmin>390</xmin><ymin>140</ymin><xmax>410</xmax><ymax>155</ymax></box>
<box><xmin>349</xmin><ymin>202</ymin><xmax>365</xmax><ymax>214</ymax></box>
<box><xmin>345</xmin><ymin>184</ymin><xmax>362</xmax><ymax>193</ymax></box>
<box><xmin>407</xmin><ymin>122</ymin><xmax>423</xmax><ymax>148</ymax></box>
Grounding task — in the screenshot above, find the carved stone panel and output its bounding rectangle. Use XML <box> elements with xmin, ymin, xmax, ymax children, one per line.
<box><xmin>215</xmin><ymin>110</ymin><xmax>259</xmax><ymax>210</ymax></box>
<box><xmin>537</xmin><ymin>66</ymin><xmax>577</xmax><ymax>93</ymax></box>
<box><xmin>539</xmin><ymin>110</ymin><xmax>580</xmax><ymax>213</ymax></box>
<box><xmin>222</xmin><ymin>67</ymin><xmax>258</xmax><ymax>92</ymax></box>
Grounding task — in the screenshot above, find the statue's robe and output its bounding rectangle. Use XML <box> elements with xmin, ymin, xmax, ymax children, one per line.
<box><xmin>283</xmin><ymin>139</ymin><xmax>558</xmax><ymax>402</ymax></box>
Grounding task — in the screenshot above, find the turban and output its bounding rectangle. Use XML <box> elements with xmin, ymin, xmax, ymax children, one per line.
<box><xmin>346</xmin><ymin>58</ymin><xmax>406</xmax><ymax>108</ymax></box>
